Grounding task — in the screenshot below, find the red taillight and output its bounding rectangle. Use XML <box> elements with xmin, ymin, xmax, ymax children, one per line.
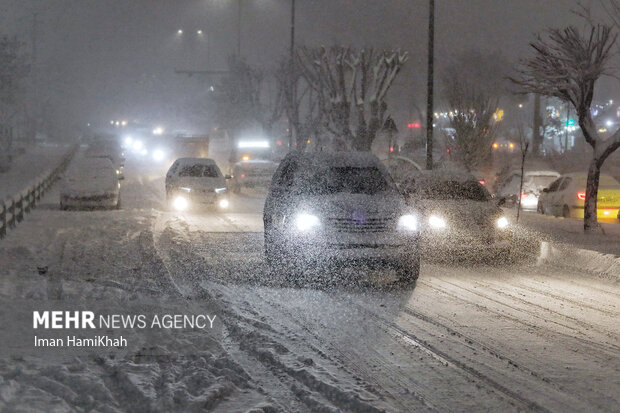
<box><xmin>478</xmin><ymin>180</ymin><xmax>486</xmax><ymax>186</ymax></box>
<box><xmin>241</xmin><ymin>174</ymin><xmax>245</xmax><ymax>178</ymax></box>
<box><xmin>520</xmin><ymin>193</ymin><xmax>527</xmax><ymax>199</ymax></box>
<box><xmin>577</xmin><ymin>192</ymin><xmax>586</xmax><ymax>200</ymax></box>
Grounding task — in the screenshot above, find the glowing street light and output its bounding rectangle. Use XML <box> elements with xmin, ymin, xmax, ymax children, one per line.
<box><xmin>177</xmin><ymin>29</ymin><xmax>183</xmax><ymax>35</ymax></box>
<box><xmin>197</xmin><ymin>29</ymin><xmax>203</xmax><ymax>35</ymax></box>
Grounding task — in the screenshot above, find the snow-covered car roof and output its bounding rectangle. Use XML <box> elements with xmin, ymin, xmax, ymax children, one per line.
<box><xmin>559</xmin><ymin>173</ymin><xmax>620</xmax><ymax>187</ymax></box>
<box><xmin>506</xmin><ymin>169</ymin><xmax>561</xmax><ymax>178</ymax></box>
<box><xmin>409</xmin><ymin>168</ymin><xmax>478</xmax><ymax>184</ymax></box>
<box><xmin>69</xmin><ymin>157</ymin><xmax>115</xmax><ymax>172</ymax></box>
<box><xmin>293</xmin><ymin>151</ymin><xmax>386</xmax><ymax>169</ymax></box>
<box><xmin>62</xmin><ymin>158</ymin><xmax>118</xmax><ymax>195</ymax></box>
<box><xmin>173</xmin><ymin>157</ymin><xmax>218</xmax><ymax>166</ymax></box>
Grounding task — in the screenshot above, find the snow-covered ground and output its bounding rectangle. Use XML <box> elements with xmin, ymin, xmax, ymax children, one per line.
<box><xmin>0</xmin><ymin>143</ymin><xmax>72</xmax><ymax>200</ymax></box>
<box><xmin>0</xmin><ymin>158</ymin><xmax>618</xmax><ymax>412</ymax></box>
<box><xmin>509</xmin><ymin>210</ymin><xmax>620</xmax><ymax>256</ymax></box>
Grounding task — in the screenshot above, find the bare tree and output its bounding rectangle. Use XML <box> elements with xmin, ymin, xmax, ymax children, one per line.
<box><xmin>296</xmin><ymin>46</ymin><xmax>407</xmax><ymax>151</ymax></box>
<box><xmin>512</xmin><ymin>25</ymin><xmax>619</xmax><ymax>232</ymax></box>
<box><xmin>275</xmin><ymin>58</ymin><xmax>324</xmax><ymax>151</ymax></box>
<box><xmin>442</xmin><ymin>66</ymin><xmax>500</xmax><ymax>172</ymax></box>
<box><xmin>210</xmin><ymin>56</ymin><xmax>284</xmax><ymax>141</ymax></box>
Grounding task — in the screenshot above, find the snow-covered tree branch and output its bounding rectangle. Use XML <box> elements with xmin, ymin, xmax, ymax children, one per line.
<box><xmin>296</xmin><ymin>46</ymin><xmax>407</xmax><ymax>151</ymax></box>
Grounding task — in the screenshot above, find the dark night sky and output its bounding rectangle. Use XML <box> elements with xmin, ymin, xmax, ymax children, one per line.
<box><xmin>1</xmin><ymin>0</ymin><xmax>618</xmax><ymax>134</ymax></box>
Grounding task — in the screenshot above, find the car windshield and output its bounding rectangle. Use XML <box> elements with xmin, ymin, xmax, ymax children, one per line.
<box><xmin>178</xmin><ymin>164</ymin><xmax>219</xmax><ymax>177</ymax></box>
<box><xmin>301</xmin><ymin>166</ymin><xmax>389</xmax><ymax>195</ymax></box>
<box><xmin>529</xmin><ymin>176</ymin><xmax>558</xmax><ymax>187</ymax></box>
<box><xmin>413</xmin><ymin>180</ymin><xmax>491</xmax><ymax>201</ymax></box>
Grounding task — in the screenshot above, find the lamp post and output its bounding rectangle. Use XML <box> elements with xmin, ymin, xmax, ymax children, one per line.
<box><xmin>425</xmin><ymin>0</ymin><xmax>435</xmax><ymax>170</ymax></box>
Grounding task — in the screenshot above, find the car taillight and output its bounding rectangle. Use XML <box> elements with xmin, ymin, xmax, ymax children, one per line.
<box><xmin>577</xmin><ymin>192</ymin><xmax>586</xmax><ymax>200</ymax></box>
<box><xmin>521</xmin><ymin>193</ymin><xmax>528</xmax><ymax>199</ymax></box>
<box><xmin>478</xmin><ymin>180</ymin><xmax>486</xmax><ymax>186</ymax></box>
<box><xmin>241</xmin><ymin>174</ymin><xmax>245</xmax><ymax>178</ymax></box>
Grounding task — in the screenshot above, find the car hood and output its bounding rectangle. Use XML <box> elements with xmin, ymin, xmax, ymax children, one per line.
<box><xmin>416</xmin><ymin>199</ymin><xmax>502</xmax><ymax>226</ymax></box>
<box><xmin>170</xmin><ymin>176</ymin><xmax>226</xmax><ymax>190</ymax></box>
<box><xmin>298</xmin><ymin>191</ymin><xmax>407</xmax><ymax>218</ymax></box>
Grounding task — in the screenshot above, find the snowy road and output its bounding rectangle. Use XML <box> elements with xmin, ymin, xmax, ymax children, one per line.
<box><xmin>1</xmin><ymin>160</ymin><xmax>618</xmax><ymax>412</ymax></box>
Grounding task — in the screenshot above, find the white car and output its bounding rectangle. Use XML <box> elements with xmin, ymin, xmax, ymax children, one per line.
<box><xmin>85</xmin><ymin>141</ymin><xmax>125</xmax><ymax>179</ymax></box>
<box><xmin>496</xmin><ymin>169</ymin><xmax>560</xmax><ymax>210</ymax></box>
<box><xmin>537</xmin><ymin>173</ymin><xmax>620</xmax><ymax>220</ymax></box>
<box><xmin>165</xmin><ymin>158</ymin><xmax>230</xmax><ymax>211</ymax></box>
<box><xmin>263</xmin><ymin>151</ymin><xmax>420</xmax><ymax>283</ymax></box>
<box><xmin>230</xmin><ymin>159</ymin><xmax>278</xmax><ymax>193</ymax></box>
<box><xmin>60</xmin><ymin>158</ymin><xmax>121</xmax><ymax>210</ymax></box>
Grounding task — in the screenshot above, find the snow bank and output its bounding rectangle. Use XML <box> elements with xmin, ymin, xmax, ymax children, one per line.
<box><xmin>537</xmin><ymin>242</ymin><xmax>620</xmax><ymax>281</ymax></box>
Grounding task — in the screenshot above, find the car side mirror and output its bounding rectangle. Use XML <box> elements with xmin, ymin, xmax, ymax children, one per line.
<box><xmin>224</xmin><ymin>174</ymin><xmax>232</xmax><ymax>180</ymax></box>
<box><xmin>496</xmin><ymin>197</ymin><xmax>506</xmax><ymax>207</ymax></box>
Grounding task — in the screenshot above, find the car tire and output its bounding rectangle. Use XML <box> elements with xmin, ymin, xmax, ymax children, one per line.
<box><xmin>395</xmin><ymin>256</ymin><xmax>420</xmax><ymax>284</ymax></box>
<box><xmin>562</xmin><ymin>205</ymin><xmax>570</xmax><ymax>218</ymax></box>
<box><xmin>537</xmin><ymin>202</ymin><xmax>544</xmax><ymax>214</ymax></box>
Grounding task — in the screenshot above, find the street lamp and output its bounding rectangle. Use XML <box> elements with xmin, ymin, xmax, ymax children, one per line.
<box><xmin>177</xmin><ymin>29</ymin><xmax>183</xmax><ymax>35</ymax></box>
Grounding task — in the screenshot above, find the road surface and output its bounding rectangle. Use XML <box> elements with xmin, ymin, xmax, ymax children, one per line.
<box><xmin>0</xmin><ymin>159</ymin><xmax>618</xmax><ymax>412</ymax></box>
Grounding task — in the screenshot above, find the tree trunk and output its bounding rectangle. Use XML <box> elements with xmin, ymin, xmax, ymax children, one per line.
<box><xmin>584</xmin><ymin>157</ymin><xmax>601</xmax><ymax>232</ymax></box>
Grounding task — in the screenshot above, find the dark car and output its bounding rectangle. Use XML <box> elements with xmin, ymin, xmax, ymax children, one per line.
<box><xmin>263</xmin><ymin>151</ymin><xmax>420</xmax><ymax>283</ymax></box>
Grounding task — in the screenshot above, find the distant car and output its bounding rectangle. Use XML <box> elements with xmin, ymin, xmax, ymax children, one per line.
<box><xmin>381</xmin><ymin>156</ymin><xmax>423</xmax><ymax>189</ymax></box>
<box><xmin>230</xmin><ymin>159</ymin><xmax>278</xmax><ymax>193</ymax></box>
<box><xmin>401</xmin><ymin>169</ymin><xmax>511</xmax><ymax>256</ymax></box>
<box><xmin>496</xmin><ymin>170</ymin><xmax>561</xmax><ymax>210</ymax></box>
<box><xmin>263</xmin><ymin>151</ymin><xmax>420</xmax><ymax>283</ymax></box>
<box><xmin>165</xmin><ymin>158</ymin><xmax>229</xmax><ymax>211</ymax></box>
<box><xmin>60</xmin><ymin>158</ymin><xmax>120</xmax><ymax>210</ymax></box>
<box><xmin>537</xmin><ymin>173</ymin><xmax>620</xmax><ymax>221</ymax></box>
<box><xmin>85</xmin><ymin>141</ymin><xmax>125</xmax><ymax>179</ymax></box>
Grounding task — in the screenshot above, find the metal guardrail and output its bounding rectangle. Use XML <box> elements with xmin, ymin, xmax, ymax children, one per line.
<box><xmin>0</xmin><ymin>145</ymin><xmax>77</xmax><ymax>238</ymax></box>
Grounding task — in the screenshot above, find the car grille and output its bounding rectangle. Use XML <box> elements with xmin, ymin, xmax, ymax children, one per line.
<box><xmin>325</xmin><ymin>217</ymin><xmax>395</xmax><ymax>233</ymax></box>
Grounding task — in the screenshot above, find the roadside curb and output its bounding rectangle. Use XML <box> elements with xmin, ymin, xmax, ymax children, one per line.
<box><xmin>538</xmin><ymin>241</ymin><xmax>620</xmax><ymax>281</ymax></box>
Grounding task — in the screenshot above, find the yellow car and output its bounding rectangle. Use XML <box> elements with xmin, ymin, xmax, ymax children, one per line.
<box><xmin>537</xmin><ymin>173</ymin><xmax>620</xmax><ymax>221</ymax></box>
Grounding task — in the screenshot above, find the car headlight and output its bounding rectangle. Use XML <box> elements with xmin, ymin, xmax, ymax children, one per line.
<box><xmin>180</xmin><ymin>187</ymin><xmax>191</xmax><ymax>193</ymax></box>
<box><xmin>173</xmin><ymin>196</ymin><xmax>189</xmax><ymax>211</ymax></box>
<box><xmin>295</xmin><ymin>213</ymin><xmax>320</xmax><ymax>231</ymax></box>
<box><xmin>219</xmin><ymin>198</ymin><xmax>229</xmax><ymax>209</ymax></box>
<box><xmin>496</xmin><ymin>216</ymin><xmax>509</xmax><ymax>229</ymax></box>
<box><xmin>215</xmin><ymin>187</ymin><xmax>227</xmax><ymax>194</ymax></box>
<box><xmin>152</xmin><ymin>149</ymin><xmax>165</xmax><ymax>162</ymax></box>
<box><xmin>397</xmin><ymin>214</ymin><xmax>418</xmax><ymax>231</ymax></box>
<box><xmin>429</xmin><ymin>215</ymin><xmax>447</xmax><ymax>229</ymax></box>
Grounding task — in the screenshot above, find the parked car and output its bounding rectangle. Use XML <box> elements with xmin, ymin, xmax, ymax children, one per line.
<box><xmin>401</xmin><ymin>169</ymin><xmax>511</xmax><ymax>257</ymax></box>
<box><xmin>496</xmin><ymin>169</ymin><xmax>561</xmax><ymax>210</ymax></box>
<box><xmin>60</xmin><ymin>158</ymin><xmax>120</xmax><ymax>210</ymax></box>
<box><xmin>230</xmin><ymin>159</ymin><xmax>278</xmax><ymax>193</ymax></box>
<box><xmin>165</xmin><ymin>158</ymin><xmax>229</xmax><ymax>211</ymax></box>
<box><xmin>537</xmin><ymin>173</ymin><xmax>620</xmax><ymax>220</ymax></box>
<box><xmin>263</xmin><ymin>151</ymin><xmax>420</xmax><ymax>283</ymax></box>
<box><xmin>85</xmin><ymin>141</ymin><xmax>125</xmax><ymax>179</ymax></box>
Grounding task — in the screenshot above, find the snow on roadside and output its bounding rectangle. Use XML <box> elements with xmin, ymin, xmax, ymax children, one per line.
<box><xmin>0</xmin><ymin>143</ymin><xmax>72</xmax><ymax>200</ymax></box>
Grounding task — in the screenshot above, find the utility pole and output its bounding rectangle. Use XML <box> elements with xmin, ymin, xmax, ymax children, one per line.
<box><xmin>288</xmin><ymin>0</ymin><xmax>295</xmax><ymax>150</ymax></box>
<box><xmin>237</xmin><ymin>0</ymin><xmax>242</xmax><ymax>57</ymax></box>
<box><xmin>425</xmin><ymin>0</ymin><xmax>435</xmax><ymax>170</ymax></box>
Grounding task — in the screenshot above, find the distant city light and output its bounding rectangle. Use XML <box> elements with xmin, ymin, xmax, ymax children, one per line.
<box><xmin>606</xmin><ymin>120</ymin><xmax>613</xmax><ymax>127</ymax></box>
<box><xmin>153</xmin><ymin>149</ymin><xmax>165</xmax><ymax>161</ymax></box>
<box><xmin>153</xmin><ymin>126</ymin><xmax>164</xmax><ymax>135</ymax></box>
<box><xmin>177</xmin><ymin>29</ymin><xmax>183</xmax><ymax>35</ymax></box>
<box><xmin>518</xmin><ymin>103</ymin><xmax>523</xmax><ymax>108</ymax></box>
<box><xmin>124</xmin><ymin>136</ymin><xmax>133</xmax><ymax>146</ymax></box>
<box><xmin>197</xmin><ymin>30</ymin><xmax>203</xmax><ymax>35</ymax></box>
